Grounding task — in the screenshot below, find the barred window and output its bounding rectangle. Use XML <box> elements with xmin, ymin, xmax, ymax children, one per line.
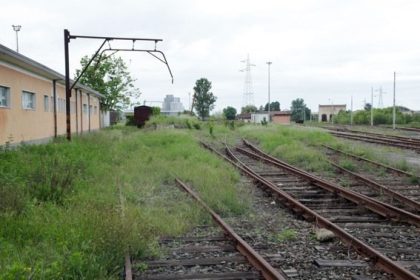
<box><xmin>22</xmin><ymin>91</ymin><xmax>36</xmax><ymax>110</ymax></box>
<box><xmin>0</xmin><ymin>86</ymin><xmax>10</xmax><ymax>108</ymax></box>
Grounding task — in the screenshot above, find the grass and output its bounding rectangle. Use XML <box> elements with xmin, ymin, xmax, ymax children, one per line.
<box><xmin>338</xmin><ymin>159</ymin><xmax>356</xmax><ymax>172</ymax></box>
<box><xmin>274</xmin><ymin>228</ymin><xmax>297</xmax><ymax>242</ymax></box>
<box><xmin>0</xmin><ymin>126</ymin><xmax>249</xmax><ymax>279</ymax></box>
<box><xmin>238</xmin><ymin>125</ymin><xmax>335</xmax><ymax>172</ymax></box>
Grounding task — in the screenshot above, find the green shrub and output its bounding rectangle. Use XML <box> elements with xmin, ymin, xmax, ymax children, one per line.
<box><xmin>185</xmin><ymin>119</ymin><xmax>192</xmax><ymax>129</ymax></box>
<box><xmin>193</xmin><ymin>123</ymin><xmax>201</xmax><ymax>130</ymax></box>
<box><xmin>125</xmin><ymin>115</ymin><xmax>135</xmax><ymax>126</ymax></box>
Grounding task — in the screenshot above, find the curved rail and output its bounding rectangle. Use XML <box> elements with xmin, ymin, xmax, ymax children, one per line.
<box><xmin>200</xmin><ymin>141</ymin><xmax>420</xmax><ymax>280</ymax></box>
<box><xmin>322</xmin><ymin>144</ymin><xmax>417</xmax><ymax>178</ymax></box>
<box><xmin>327</xmin><ymin>159</ymin><xmax>420</xmax><ymax>213</ymax></box>
<box><xmin>175</xmin><ymin>178</ymin><xmax>287</xmax><ymax>280</ymax></box>
<box><xmin>241</xmin><ymin>140</ymin><xmax>420</xmax><ymax>227</ymax></box>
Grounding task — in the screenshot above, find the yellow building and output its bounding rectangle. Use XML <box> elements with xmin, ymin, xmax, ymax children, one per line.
<box><xmin>0</xmin><ymin>44</ymin><xmax>104</xmax><ymax>146</ymax></box>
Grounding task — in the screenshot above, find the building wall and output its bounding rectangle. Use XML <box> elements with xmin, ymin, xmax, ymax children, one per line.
<box><xmin>251</xmin><ymin>113</ymin><xmax>269</xmax><ymax>124</ymax></box>
<box><xmin>0</xmin><ymin>63</ymin><xmax>101</xmax><ymax>145</ymax></box>
<box><xmin>318</xmin><ymin>105</ymin><xmax>346</xmax><ymax>122</ymax></box>
<box><xmin>272</xmin><ymin>115</ymin><xmax>291</xmax><ymax>124</ymax></box>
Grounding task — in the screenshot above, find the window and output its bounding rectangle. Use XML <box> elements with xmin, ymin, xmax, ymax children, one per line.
<box><xmin>0</xmin><ymin>86</ymin><xmax>10</xmax><ymax>108</ymax></box>
<box><xmin>94</xmin><ymin>106</ymin><xmax>97</xmax><ymax>115</ymax></box>
<box><xmin>44</xmin><ymin>95</ymin><xmax>49</xmax><ymax>112</ymax></box>
<box><xmin>22</xmin><ymin>91</ymin><xmax>36</xmax><ymax>110</ymax></box>
<box><xmin>89</xmin><ymin>105</ymin><xmax>92</xmax><ymax>115</ymax></box>
<box><xmin>83</xmin><ymin>104</ymin><xmax>88</xmax><ymax>114</ymax></box>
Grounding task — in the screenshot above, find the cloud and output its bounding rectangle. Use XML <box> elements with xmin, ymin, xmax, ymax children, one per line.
<box><xmin>1</xmin><ymin>0</ymin><xmax>420</xmax><ymax>112</ymax></box>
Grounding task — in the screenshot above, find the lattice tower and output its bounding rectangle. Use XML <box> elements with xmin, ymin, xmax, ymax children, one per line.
<box><xmin>240</xmin><ymin>54</ymin><xmax>255</xmax><ymax>107</ymax></box>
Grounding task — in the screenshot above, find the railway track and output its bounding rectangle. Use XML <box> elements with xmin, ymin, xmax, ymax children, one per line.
<box><xmin>202</xmin><ymin>140</ymin><xmax>420</xmax><ymax>280</ymax></box>
<box><xmin>324</xmin><ymin>128</ymin><xmax>420</xmax><ymax>152</ymax></box>
<box><xmin>388</xmin><ymin>127</ymin><xmax>420</xmax><ymax>133</ymax></box>
<box><xmin>322</xmin><ymin>144</ymin><xmax>420</xmax><ymax>214</ymax></box>
<box><xmin>129</xmin><ymin>178</ymin><xmax>286</xmax><ymax>280</ymax></box>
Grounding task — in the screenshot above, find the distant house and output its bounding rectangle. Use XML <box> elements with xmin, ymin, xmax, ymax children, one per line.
<box><xmin>161</xmin><ymin>94</ymin><xmax>184</xmax><ymax>115</ymax></box>
<box><xmin>271</xmin><ymin>111</ymin><xmax>291</xmax><ymax>124</ymax></box>
<box><xmin>236</xmin><ymin>113</ymin><xmax>251</xmax><ymax>122</ymax></box>
<box><xmin>249</xmin><ymin>111</ymin><xmax>291</xmax><ymax>124</ymax></box>
<box><xmin>318</xmin><ymin>104</ymin><xmax>346</xmax><ymax>122</ymax></box>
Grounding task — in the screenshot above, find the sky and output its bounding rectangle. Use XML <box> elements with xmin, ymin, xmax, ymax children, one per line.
<box><xmin>1</xmin><ymin>0</ymin><xmax>420</xmax><ymax>113</ymax></box>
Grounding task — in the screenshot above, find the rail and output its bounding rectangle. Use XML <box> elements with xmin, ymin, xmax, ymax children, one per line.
<box><xmin>175</xmin><ymin>178</ymin><xmax>287</xmax><ymax>280</ymax></box>
<box><xmin>200</xmin><ymin>141</ymin><xmax>420</xmax><ymax>280</ymax></box>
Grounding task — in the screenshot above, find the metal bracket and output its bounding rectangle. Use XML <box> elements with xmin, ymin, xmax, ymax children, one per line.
<box><xmin>64</xmin><ymin>29</ymin><xmax>174</xmax><ymax>140</ymax></box>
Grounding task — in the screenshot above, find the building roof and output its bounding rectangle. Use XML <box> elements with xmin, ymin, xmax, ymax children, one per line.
<box><xmin>237</xmin><ymin>113</ymin><xmax>251</xmax><ymax>119</ymax></box>
<box><xmin>0</xmin><ymin>44</ymin><xmax>104</xmax><ymax>99</ymax></box>
<box><xmin>319</xmin><ymin>104</ymin><xmax>346</xmax><ymax>108</ymax></box>
<box><xmin>271</xmin><ymin>110</ymin><xmax>291</xmax><ymax>116</ymax></box>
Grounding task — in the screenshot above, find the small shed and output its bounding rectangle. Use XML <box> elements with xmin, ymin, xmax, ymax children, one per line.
<box><xmin>134</xmin><ymin>105</ymin><xmax>152</xmax><ymax>127</ymax></box>
<box><xmin>271</xmin><ymin>111</ymin><xmax>291</xmax><ymax>124</ymax></box>
<box><xmin>251</xmin><ymin>113</ymin><xmax>270</xmax><ymax>124</ymax></box>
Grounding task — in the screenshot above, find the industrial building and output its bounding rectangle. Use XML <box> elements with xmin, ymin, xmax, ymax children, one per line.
<box><xmin>318</xmin><ymin>104</ymin><xmax>346</xmax><ymax>122</ymax></box>
<box><xmin>161</xmin><ymin>94</ymin><xmax>184</xmax><ymax>115</ymax></box>
<box><xmin>250</xmin><ymin>111</ymin><xmax>291</xmax><ymax>124</ymax></box>
<box><xmin>0</xmin><ymin>44</ymin><xmax>104</xmax><ymax>146</ymax></box>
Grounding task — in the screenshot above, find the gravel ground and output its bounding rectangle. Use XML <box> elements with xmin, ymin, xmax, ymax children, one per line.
<box><xmin>225</xmin><ymin>176</ymin><xmax>395</xmax><ymax>279</ymax></box>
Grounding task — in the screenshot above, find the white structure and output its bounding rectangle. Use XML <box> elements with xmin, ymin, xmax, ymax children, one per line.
<box><xmin>318</xmin><ymin>104</ymin><xmax>346</xmax><ymax>122</ymax></box>
<box><xmin>251</xmin><ymin>112</ymin><xmax>270</xmax><ymax>124</ymax></box>
<box><xmin>161</xmin><ymin>94</ymin><xmax>184</xmax><ymax>115</ymax></box>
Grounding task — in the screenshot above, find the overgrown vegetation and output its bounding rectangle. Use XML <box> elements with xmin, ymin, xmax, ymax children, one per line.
<box><xmin>0</xmin><ymin>127</ymin><xmax>249</xmax><ymax>279</ymax></box>
<box><xmin>239</xmin><ymin>125</ymin><xmax>335</xmax><ymax>172</ymax></box>
<box><xmin>333</xmin><ymin>107</ymin><xmax>420</xmax><ymax>126</ymax></box>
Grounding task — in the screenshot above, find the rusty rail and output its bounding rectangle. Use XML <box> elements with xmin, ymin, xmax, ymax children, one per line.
<box><xmin>241</xmin><ymin>139</ymin><xmax>420</xmax><ymax>227</ymax></box>
<box><xmin>200</xmin><ymin>142</ymin><xmax>419</xmax><ymax>280</ymax></box>
<box><xmin>328</xmin><ymin>131</ymin><xmax>420</xmax><ymax>151</ymax></box>
<box><xmin>327</xmin><ymin>159</ymin><xmax>420</xmax><ymax>213</ymax></box>
<box><xmin>323</xmin><ymin>144</ymin><xmax>417</xmax><ymax>178</ymax></box>
<box><xmin>175</xmin><ymin>178</ymin><xmax>287</xmax><ymax>280</ymax></box>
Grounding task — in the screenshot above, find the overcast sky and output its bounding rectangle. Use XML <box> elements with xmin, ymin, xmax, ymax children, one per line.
<box><xmin>2</xmin><ymin>0</ymin><xmax>420</xmax><ymax>113</ymax></box>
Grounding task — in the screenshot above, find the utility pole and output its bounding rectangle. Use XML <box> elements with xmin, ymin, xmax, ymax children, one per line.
<box><xmin>12</xmin><ymin>25</ymin><xmax>22</xmax><ymax>53</ymax></box>
<box><xmin>267</xmin><ymin>61</ymin><xmax>272</xmax><ymax>121</ymax></box>
<box><xmin>370</xmin><ymin>87</ymin><xmax>374</xmax><ymax>126</ymax></box>
<box><xmin>393</xmin><ymin>71</ymin><xmax>396</xmax><ymax>129</ymax></box>
<box><xmin>350</xmin><ymin>95</ymin><xmax>353</xmax><ymax>126</ymax></box>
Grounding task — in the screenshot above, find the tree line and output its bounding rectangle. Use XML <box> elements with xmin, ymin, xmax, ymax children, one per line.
<box><xmin>333</xmin><ymin>106</ymin><xmax>420</xmax><ymax>125</ymax></box>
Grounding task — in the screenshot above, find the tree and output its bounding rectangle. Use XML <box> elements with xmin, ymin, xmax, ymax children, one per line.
<box><xmin>223</xmin><ymin>106</ymin><xmax>237</xmax><ymax>120</ymax></box>
<box><xmin>192</xmin><ymin>78</ymin><xmax>217</xmax><ymax>120</ymax></box>
<box><xmin>364</xmin><ymin>103</ymin><xmax>372</xmax><ymax>111</ymax></box>
<box><xmin>290</xmin><ymin>98</ymin><xmax>311</xmax><ymax>122</ymax></box>
<box><xmin>75</xmin><ymin>54</ymin><xmax>141</xmax><ymax>111</ymax></box>
<box><xmin>241</xmin><ymin>105</ymin><xmax>258</xmax><ymax>114</ymax></box>
<box><xmin>264</xmin><ymin>101</ymin><xmax>280</xmax><ymax>111</ymax></box>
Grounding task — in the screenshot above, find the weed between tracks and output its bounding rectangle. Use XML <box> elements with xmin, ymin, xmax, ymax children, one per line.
<box><xmin>0</xmin><ymin>127</ymin><xmax>248</xmax><ymax>279</ymax></box>
<box><xmin>238</xmin><ymin>125</ymin><xmax>335</xmax><ymax>172</ymax></box>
